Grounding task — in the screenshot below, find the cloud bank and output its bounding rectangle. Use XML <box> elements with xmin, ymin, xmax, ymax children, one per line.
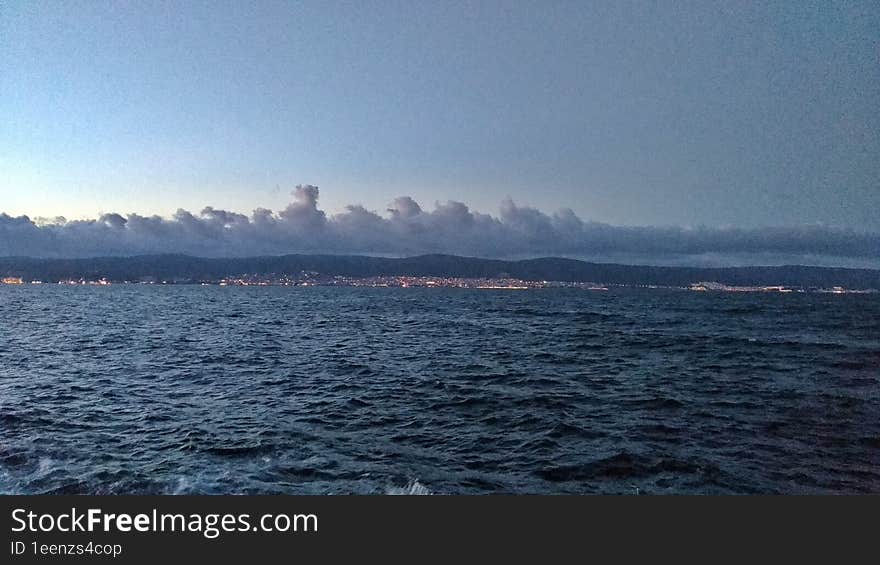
<box><xmin>2</xmin><ymin>186</ymin><xmax>878</xmax><ymax>266</ymax></box>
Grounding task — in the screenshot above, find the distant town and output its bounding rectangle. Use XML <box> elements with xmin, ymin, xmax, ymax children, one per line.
<box><xmin>2</xmin><ymin>254</ymin><xmax>880</xmax><ymax>292</ymax></box>
<box><xmin>1</xmin><ymin>273</ymin><xmax>606</xmax><ymax>290</ymax></box>
<box><xmin>1</xmin><ymin>274</ymin><xmax>874</xmax><ymax>294</ymax></box>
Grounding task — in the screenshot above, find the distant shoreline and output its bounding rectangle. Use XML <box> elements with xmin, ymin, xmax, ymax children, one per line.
<box><xmin>2</xmin><ymin>253</ymin><xmax>880</xmax><ymax>290</ymax></box>
<box><xmin>2</xmin><ymin>275</ymin><xmax>876</xmax><ymax>295</ymax></box>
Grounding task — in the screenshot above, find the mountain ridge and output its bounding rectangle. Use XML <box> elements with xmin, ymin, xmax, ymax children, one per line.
<box><xmin>0</xmin><ymin>254</ymin><xmax>880</xmax><ymax>289</ymax></box>
<box><xmin>1</xmin><ymin>253</ymin><xmax>879</xmax><ymax>288</ymax></box>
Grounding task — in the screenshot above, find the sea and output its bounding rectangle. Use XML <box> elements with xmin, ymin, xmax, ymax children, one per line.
<box><xmin>1</xmin><ymin>285</ymin><xmax>878</xmax><ymax>494</ymax></box>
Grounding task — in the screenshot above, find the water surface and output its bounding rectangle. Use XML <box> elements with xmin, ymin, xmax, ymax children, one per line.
<box><xmin>1</xmin><ymin>286</ymin><xmax>878</xmax><ymax>494</ymax></box>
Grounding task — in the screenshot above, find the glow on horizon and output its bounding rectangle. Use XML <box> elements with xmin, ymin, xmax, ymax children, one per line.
<box><xmin>0</xmin><ymin>173</ymin><xmax>532</xmax><ymax>223</ymax></box>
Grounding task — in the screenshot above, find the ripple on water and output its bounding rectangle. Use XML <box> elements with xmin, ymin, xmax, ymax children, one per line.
<box><xmin>0</xmin><ymin>286</ymin><xmax>878</xmax><ymax>494</ymax></box>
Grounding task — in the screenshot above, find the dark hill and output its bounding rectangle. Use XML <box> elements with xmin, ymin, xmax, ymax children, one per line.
<box><xmin>1</xmin><ymin>254</ymin><xmax>879</xmax><ymax>288</ymax></box>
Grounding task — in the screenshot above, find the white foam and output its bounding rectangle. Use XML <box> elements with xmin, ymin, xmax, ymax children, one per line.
<box><xmin>386</xmin><ymin>479</ymin><xmax>432</xmax><ymax>495</ymax></box>
<box><xmin>171</xmin><ymin>476</ymin><xmax>192</xmax><ymax>494</ymax></box>
<box><xmin>37</xmin><ymin>457</ymin><xmax>53</xmax><ymax>475</ymax></box>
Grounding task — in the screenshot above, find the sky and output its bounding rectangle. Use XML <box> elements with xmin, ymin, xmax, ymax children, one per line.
<box><xmin>1</xmin><ymin>1</ymin><xmax>878</xmax><ymax>263</ymax></box>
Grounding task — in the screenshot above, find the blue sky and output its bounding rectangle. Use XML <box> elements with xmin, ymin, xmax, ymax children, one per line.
<box><xmin>2</xmin><ymin>1</ymin><xmax>878</xmax><ymax>230</ymax></box>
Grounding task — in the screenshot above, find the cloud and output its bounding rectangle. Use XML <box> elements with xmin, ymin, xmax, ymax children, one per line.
<box><xmin>1</xmin><ymin>186</ymin><xmax>878</xmax><ymax>266</ymax></box>
<box><xmin>278</xmin><ymin>184</ymin><xmax>326</xmax><ymax>231</ymax></box>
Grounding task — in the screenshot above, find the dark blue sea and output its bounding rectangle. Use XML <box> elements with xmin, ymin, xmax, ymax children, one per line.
<box><xmin>1</xmin><ymin>286</ymin><xmax>878</xmax><ymax>494</ymax></box>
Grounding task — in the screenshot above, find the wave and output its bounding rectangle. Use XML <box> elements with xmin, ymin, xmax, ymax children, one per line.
<box><xmin>386</xmin><ymin>479</ymin><xmax>433</xmax><ymax>495</ymax></box>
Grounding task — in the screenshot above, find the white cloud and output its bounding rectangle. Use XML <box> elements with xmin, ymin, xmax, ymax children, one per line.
<box><xmin>1</xmin><ymin>186</ymin><xmax>878</xmax><ymax>264</ymax></box>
